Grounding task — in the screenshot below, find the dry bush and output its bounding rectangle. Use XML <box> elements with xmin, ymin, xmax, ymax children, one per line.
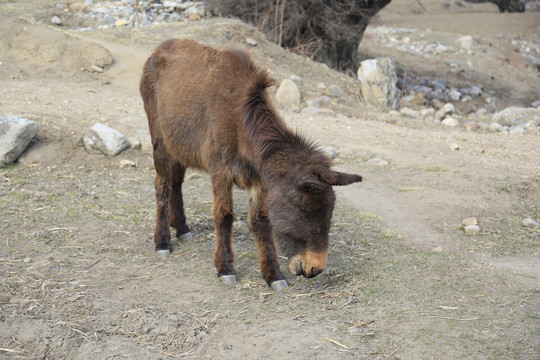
<box><xmin>211</xmin><ymin>0</ymin><xmax>392</xmax><ymax>71</ymax></box>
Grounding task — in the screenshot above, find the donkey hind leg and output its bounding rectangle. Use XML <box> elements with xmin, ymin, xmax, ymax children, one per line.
<box><xmin>152</xmin><ymin>138</ymin><xmax>172</xmax><ymax>259</ymax></box>
<box><xmin>248</xmin><ymin>187</ymin><xmax>287</xmax><ymax>291</ymax></box>
<box><xmin>211</xmin><ymin>172</ymin><xmax>236</xmax><ymax>285</ymax></box>
<box><xmin>168</xmin><ymin>162</ymin><xmax>192</xmax><ymax>241</ymax></box>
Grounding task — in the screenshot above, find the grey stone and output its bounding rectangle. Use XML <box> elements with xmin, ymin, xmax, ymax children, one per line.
<box><xmin>458</xmin><ymin>35</ymin><xmax>473</xmax><ymax>51</ymax></box>
<box><xmin>357</xmin><ymin>57</ymin><xmax>399</xmax><ymax>111</ymax></box>
<box><xmin>51</xmin><ymin>16</ymin><xmax>62</xmax><ymax>25</ymax></box>
<box><xmin>366</xmin><ymin>157</ymin><xmax>388</xmax><ymax>166</ymax></box>
<box><xmin>400</xmin><ymin>107</ymin><xmax>419</xmax><ymax>118</ymax></box>
<box><xmin>509</xmin><ymin>125</ymin><xmax>525</xmax><ymax>135</ymax></box>
<box><xmin>275</xmin><ymin>79</ymin><xmax>301</xmax><ymax>111</ymax></box>
<box><xmin>492</xmin><ymin>107</ymin><xmax>540</xmax><ymax>127</ymax></box>
<box><xmin>435</xmin><ymin>103</ymin><xmax>455</xmax><ymax>121</ymax></box>
<box><xmin>83</xmin><ymin>123</ymin><xmax>129</xmax><ymax>156</ymax></box>
<box><xmin>301</xmin><ymin>106</ymin><xmax>323</xmax><ymax>116</ymax></box>
<box><xmin>522</xmin><ymin>218</ymin><xmax>539</xmax><ymax>228</ymax></box>
<box><xmin>134</xmin><ymin>130</ymin><xmax>152</xmax><ymax>154</ymax></box>
<box><xmin>246</xmin><ymin>37</ymin><xmax>258</xmax><ymax>46</ymax></box>
<box><xmin>488</xmin><ymin>122</ymin><xmax>504</xmax><ymax>132</ymax></box>
<box><xmin>329</xmin><ymin>84</ymin><xmax>344</xmax><ymax>97</ymax></box>
<box><xmin>0</xmin><ymin>116</ymin><xmax>40</xmax><ymax>168</ymax></box>
<box><xmin>464</xmin><ymin>225</ymin><xmax>480</xmax><ymax>234</ymax></box>
<box><xmin>449</xmin><ymin>89</ymin><xmax>461</xmax><ymax>101</ymax></box>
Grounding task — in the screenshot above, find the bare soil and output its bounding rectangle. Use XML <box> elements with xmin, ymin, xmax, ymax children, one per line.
<box><xmin>1</xmin><ymin>1</ymin><xmax>539</xmax><ymax>359</ymax></box>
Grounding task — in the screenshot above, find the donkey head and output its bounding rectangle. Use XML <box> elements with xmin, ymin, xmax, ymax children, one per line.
<box><xmin>266</xmin><ymin>151</ymin><xmax>362</xmax><ymax>278</ymax></box>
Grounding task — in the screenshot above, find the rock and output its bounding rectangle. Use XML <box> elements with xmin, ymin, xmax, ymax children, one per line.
<box><xmin>420</xmin><ymin>108</ymin><xmax>436</xmax><ymax>118</ymax></box>
<box><xmin>188</xmin><ymin>13</ymin><xmax>201</xmax><ymax>21</ymax></box>
<box><xmin>119</xmin><ymin>160</ymin><xmax>136</xmax><ymax>168</ymax></box>
<box><xmin>0</xmin><ymin>116</ymin><xmax>40</xmax><ymax>168</ymax></box>
<box><xmin>246</xmin><ymin>37</ymin><xmax>258</xmax><ymax>46</ymax></box>
<box><xmin>435</xmin><ymin>103</ymin><xmax>455</xmax><ymax>121</ymax></box>
<box><xmin>522</xmin><ymin>218</ymin><xmax>539</xmax><ymax>228</ymax></box>
<box><xmin>492</xmin><ymin>107</ymin><xmax>540</xmax><ymax>127</ymax></box>
<box><xmin>301</xmin><ymin>106</ymin><xmax>323</xmax><ymax>116</ymax></box>
<box><xmin>462</xmin><ymin>217</ymin><xmax>478</xmax><ymax>226</ymax></box>
<box><xmin>321</xmin><ymin>146</ymin><xmax>339</xmax><ymax>159</ymax></box>
<box><xmin>432</xmin><ymin>246</ymin><xmax>443</xmax><ymax>253</ymax></box>
<box><xmin>17</xmin><ymin>142</ymin><xmax>61</xmax><ymax>165</ymax></box>
<box><xmin>399</xmin><ymin>107</ymin><xmax>419</xmax><ymax>118</ymax></box>
<box><xmin>316</xmin><ymin>82</ymin><xmax>326</xmax><ymax>91</ymax></box>
<box><xmin>115</xmin><ymin>19</ymin><xmax>129</xmax><ymax>27</ymax></box>
<box><xmin>488</xmin><ymin>122</ymin><xmax>504</xmax><ymax>132</ymax></box>
<box><xmin>83</xmin><ymin>123</ymin><xmax>129</xmax><ymax>156</ymax></box>
<box><xmin>509</xmin><ymin>125</ymin><xmax>525</xmax><ymax>135</ymax></box>
<box><xmin>442</xmin><ymin>117</ymin><xmax>459</xmax><ymax>127</ymax></box>
<box><xmin>357</xmin><ymin>57</ymin><xmax>399</xmax><ymax>111</ymax></box>
<box><xmin>306</xmin><ymin>98</ymin><xmax>320</xmax><ymax>107</ymax></box>
<box><xmin>127</xmin><ymin>136</ymin><xmax>141</xmax><ymax>150</ymax></box>
<box><xmin>51</xmin><ymin>16</ymin><xmax>62</xmax><ymax>26</ymax></box>
<box><xmin>449</xmin><ymin>89</ymin><xmax>461</xmax><ymax>101</ymax></box>
<box><xmin>329</xmin><ymin>84</ymin><xmax>344</xmax><ymax>97</ymax></box>
<box><xmin>366</xmin><ymin>157</ymin><xmax>389</xmax><ymax>166</ymax></box>
<box><xmin>233</xmin><ymin>220</ymin><xmax>250</xmax><ymax>234</ymax></box>
<box><xmin>464</xmin><ymin>225</ymin><xmax>480</xmax><ymax>234</ymax></box>
<box><xmin>275</xmin><ymin>79</ymin><xmax>301</xmax><ymax>111</ymax></box>
<box><xmin>449</xmin><ymin>143</ymin><xmax>460</xmax><ymax>150</ymax></box>
<box><xmin>134</xmin><ymin>130</ymin><xmax>152</xmax><ymax>155</ymax></box>
<box><xmin>290</xmin><ymin>75</ymin><xmax>302</xmax><ymax>83</ymax></box>
<box><xmin>458</xmin><ymin>35</ymin><xmax>473</xmax><ymax>51</ymax></box>
<box><xmin>90</xmin><ymin>64</ymin><xmax>103</xmax><ymax>73</ymax></box>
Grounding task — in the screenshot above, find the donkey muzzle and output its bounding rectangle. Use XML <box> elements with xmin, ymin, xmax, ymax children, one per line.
<box><xmin>288</xmin><ymin>250</ymin><xmax>328</xmax><ymax>278</ymax></box>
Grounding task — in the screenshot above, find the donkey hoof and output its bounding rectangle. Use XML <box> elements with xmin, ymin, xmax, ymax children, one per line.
<box><xmin>219</xmin><ymin>274</ymin><xmax>237</xmax><ymax>285</ymax></box>
<box><xmin>178</xmin><ymin>232</ymin><xmax>193</xmax><ymax>241</ymax></box>
<box><xmin>156</xmin><ymin>249</ymin><xmax>171</xmax><ymax>259</ymax></box>
<box><xmin>270</xmin><ymin>279</ymin><xmax>288</xmax><ymax>292</ymax></box>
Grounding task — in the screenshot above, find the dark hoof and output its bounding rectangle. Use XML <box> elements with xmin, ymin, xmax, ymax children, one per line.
<box><xmin>270</xmin><ymin>279</ymin><xmax>288</xmax><ymax>292</ymax></box>
<box><xmin>219</xmin><ymin>274</ymin><xmax>237</xmax><ymax>285</ymax></box>
<box><xmin>178</xmin><ymin>232</ymin><xmax>193</xmax><ymax>241</ymax></box>
<box><xmin>156</xmin><ymin>249</ymin><xmax>171</xmax><ymax>259</ymax></box>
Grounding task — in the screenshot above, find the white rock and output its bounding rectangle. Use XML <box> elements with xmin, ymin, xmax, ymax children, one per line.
<box><xmin>458</xmin><ymin>35</ymin><xmax>473</xmax><ymax>51</ymax></box>
<box><xmin>366</xmin><ymin>157</ymin><xmax>388</xmax><ymax>166</ymax></box>
<box><xmin>420</xmin><ymin>108</ymin><xmax>436</xmax><ymax>118</ymax></box>
<box><xmin>522</xmin><ymin>218</ymin><xmax>539</xmax><ymax>228</ymax></box>
<box><xmin>462</xmin><ymin>217</ymin><xmax>478</xmax><ymax>226</ymax></box>
<box><xmin>119</xmin><ymin>159</ymin><xmax>136</xmax><ymax>168</ymax></box>
<box><xmin>301</xmin><ymin>106</ymin><xmax>323</xmax><ymax>116</ymax></box>
<box><xmin>275</xmin><ymin>79</ymin><xmax>301</xmax><ymax>111</ymax></box>
<box><xmin>492</xmin><ymin>107</ymin><xmax>540</xmax><ymax>126</ymax></box>
<box><xmin>357</xmin><ymin>57</ymin><xmax>399</xmax><ymax>111</ymax></box>
<box><xmin>0</xmin><ymin>116</ymin><xmax>40</xmax><ymax>168</ymax></box>
<box><xmin>400</xmin><ymin>107</ymin><xmax>419</xmax><ymax>118</ymax></box>
<box><xmin>449</xmin><ymin>143</ymin><xmax>460</xmax><ymax>150</ymax></box>
<box><xmin>442</xmin><ymin>117</ymin><xmax>459</xmax><ymax>127</ymax></box>
<box><xmin>51</xmin><ymin>16</ymin><xmax>62</xmax><ymax>25</ymax></box>
<box><xmin>464</xmin><ymin>225</ymin><xmax>480</xmax><ymax>234</ymax></box>
<box><xmin>449</xmin><ymin>89</ymin><xmax>462</xmax><ymax>101</ymax></box>
<box><xmin>83</xmin><ymin>123</ymin><xmax>129</xmax><ymax>156</ymax></box>
<box><xmin>246</xmin><ymin>37</ymin><xmax>258</xmax><ymax>46</ymax></box>
<box><xmin>134</xmin><ymin>130</ymin><xmax>152</xmax><ymax>154</ymax></box>
<box><xmin>435</xmin><ymin>103</ymin><xmax>455</xmax><ymax>121</ymax></box>
<box><xmin>290</xmin><ymin>75</ymin><xmax>302</xmax><ymax>83</ymax></box>
<box><xmin>509</xmin><ymin>125</ymin><xmax>525</xmax><ymax>135</ymax></box>
<box><xmin>488</xmin><ymin>122</ymin><xmax>504</xmax><ymax>132</ymax></box>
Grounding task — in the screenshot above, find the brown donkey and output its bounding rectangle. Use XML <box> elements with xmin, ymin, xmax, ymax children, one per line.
<box><xmin>140</xmin><ymin>39</ymin><xmax>362</xmax><ymax>291</ymax></box>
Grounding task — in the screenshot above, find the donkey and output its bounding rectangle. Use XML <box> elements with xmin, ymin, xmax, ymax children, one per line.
<box><xmin>140</xmin><ymin>39</ymin><xmax>362</xmax><ymax>291</ymax></box>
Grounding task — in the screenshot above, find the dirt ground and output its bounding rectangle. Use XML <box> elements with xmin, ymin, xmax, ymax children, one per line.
<box><xmin>1</xmin><ymin>0</ymin><xmax>539</xmax><ymax>359</ymax></box>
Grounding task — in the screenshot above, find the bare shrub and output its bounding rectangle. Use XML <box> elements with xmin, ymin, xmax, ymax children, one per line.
<box><xmin>211</xmin><ymin>0</ymin><xmax>392</xmax><ymax>70</ymax></box>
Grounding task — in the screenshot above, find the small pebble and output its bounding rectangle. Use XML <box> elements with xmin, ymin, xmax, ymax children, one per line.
<box><xmin>522</xmin><ymin>218</ymin><xmax>539</xmax><ymax>228</ymax></box>
<box><xmin>119</xmin><ymin>160</ymin><xmax>136</xmax><ymax>168</ymax></box>
<box><xmin>462</xmin><ymin>217</ymin><xmax>478</xmax><ymax>226</ymax></box>
<box><xmin>464</xmin><ymin>225</ymin><xmax>480</xmax><ymax>234</ymax></box>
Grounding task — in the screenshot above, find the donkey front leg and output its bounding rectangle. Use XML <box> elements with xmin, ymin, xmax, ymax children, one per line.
<box><xmin>248</xmin><ymin>187</ymin><xmax>287</xmax><ymax>291</ymax></box>
<box><xmin>211</xmin><ymin>172</ymin><xmax>236</xmax><ymax>285</ymax></box>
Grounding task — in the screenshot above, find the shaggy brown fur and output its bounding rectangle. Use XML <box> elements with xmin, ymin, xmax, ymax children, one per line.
<box><xmin>140</xmin><ymin>39</ymin><xmax>362</xmax><ymax>287</ymax></box>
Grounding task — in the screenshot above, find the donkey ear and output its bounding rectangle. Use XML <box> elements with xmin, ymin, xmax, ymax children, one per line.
<box><xmin>331</xmin><ymin>171</ymin><xmax>363</xmax><ymax>186</ymax></box>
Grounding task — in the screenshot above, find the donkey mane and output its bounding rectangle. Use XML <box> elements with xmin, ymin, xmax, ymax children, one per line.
<box><xmin>236</xmin><ymin>51</ymin><xmax>318</xmax><ymax>162</ymax></box>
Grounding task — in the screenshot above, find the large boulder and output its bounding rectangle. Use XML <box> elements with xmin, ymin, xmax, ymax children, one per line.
<box><xmin>83</xmin><ymin>123</ymin><xmax>129</xmax><ymax>156</ymax></box>
<box><xmin>275</xmin><ymin>79</ymin><xmax>301</xmax><ymax>111</ymax></box>
<box><xmin>357</xmin><ymin>57</ymin><xmax>399</xmax><ymax>111</ymax></box>
<box><xmin>492</xmin><ymin>107</ymin><xmax>540</xmax><ymax>127</ymax></box>
<box><xmin>0</xmin><ymin>116</ymin><xmax>40</xmax><ymax>168</ymax></box>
